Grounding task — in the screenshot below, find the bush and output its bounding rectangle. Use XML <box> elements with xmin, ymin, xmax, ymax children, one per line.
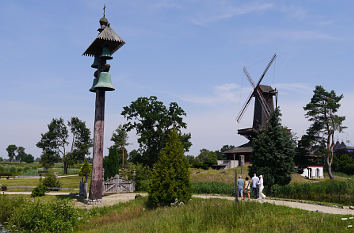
<box><xmin>8</xmin><ymin>199</ymin><xmax>82</xmax><ymax>232</ymax></box>
<box><xmin>42</xmin><ymin>172</ymin><xmax>61</xmax><ymax>190</ymax></box>
<box><xmin>270</xmin><ymin>180</ymin><xmax>354</xmax><ymax>205</ymax></box>
<box><xmin>0</xmin><ymin>195</ymin><xmax>25</xmax><ymax>223</ymax></box>
<box><xmin>129</xmin><ymin>163</ymin><xmax>152</xmax><ymax>192</ymax></box>
<box><xmin>78</xmin><ymin>158</ymin><xmax>92</xmax><ymax>179</ymax></box>
<box><xmin>148</xmin><ymin>129</ymin><xmax>191</xmax><ymax>207</ymax></box>
<box><xmin>1</xmin><ymin>185</ymin><xmax>7</xmax><ymax>191</ymax></box>
<box><xmin>103</xmin><ymin>146</ymin><xmax>120</xmax><ymax>180</ymax></box>
<box><xmin>31</xmin><ymin>184</ymin><xmax>48</xmax><ymax>197</ymax></box>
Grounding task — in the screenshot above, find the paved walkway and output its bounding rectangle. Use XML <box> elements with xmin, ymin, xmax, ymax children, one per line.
<box><xmin>3</xmin><ymin>192</ymin><xmax>353</xmax><ymax>215</ymax></box>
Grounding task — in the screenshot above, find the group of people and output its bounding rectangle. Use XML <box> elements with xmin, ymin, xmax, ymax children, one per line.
<box><xmin>237</xmin><ymin>173</ymin><xmax>266</xmax><ymax>200</ymax></box>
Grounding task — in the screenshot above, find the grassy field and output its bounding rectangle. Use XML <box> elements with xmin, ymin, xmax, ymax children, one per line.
<box><xmin>0</xmin><ymin>175</ymin><xmax>86</xmax><ymax>191</ymax></box>
<box><xmin>0</xmin><ymin>162</ymin><xmax>81</xmax><ymax>176</ymax></box>
<box><xmin>77</xmin><ymin>197</ymin><xmax>353</xmax><ymax>233</ymax></box>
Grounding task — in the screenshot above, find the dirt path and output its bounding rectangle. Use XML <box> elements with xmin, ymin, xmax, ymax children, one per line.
<box><xmin>3</xmin><ymin>191</ymin><xmax>353</xmax><ymax>215</ymax></box>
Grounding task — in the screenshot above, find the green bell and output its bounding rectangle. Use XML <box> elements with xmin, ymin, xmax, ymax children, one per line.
<box><xmin>89</xmin><ymin>78</ymin><xmax>98</xmax><ymax>92</ymax></box>
<box><xmin>91</xmin><ymin>56</ymin><xmax>100</xmax><ymax>68</ymax></box>
<box><xmin>100</xmin><ymin>47</ymin><xmax>113</xmax><ymax>60</ymax></box>
<box><xmin>94</xmin><ymin>72</ymin><xmax>115</xmax><ymax>91</ymax></box>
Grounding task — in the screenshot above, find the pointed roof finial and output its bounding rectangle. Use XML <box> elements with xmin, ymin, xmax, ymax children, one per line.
<box><xmin>103</xmin><ymin>4</ymin><xmax>106</xmax><ymax>17</ymax></box>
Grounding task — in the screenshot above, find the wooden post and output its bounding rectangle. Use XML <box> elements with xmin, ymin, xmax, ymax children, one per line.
<box><xmin>234</xmin><ymin>154</ymin><xmax>238</xmax><ymax>204</ymax></box>
<box><xmin>89</xmin><ymin>89</ymin><xmax>105</xmax><ymax>201</ymax></box>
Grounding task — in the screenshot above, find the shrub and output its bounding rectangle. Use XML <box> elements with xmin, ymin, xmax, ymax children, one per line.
<box><xmin>42</xmin><ymin>172</ymin><xmax>61</xmax><ymax>190</ymax></box>
<box><xmin>129</xmin><ymin>163</ymin><xmax>152</xmax><ymax>192</ymax></box>
<box><xmin>103</xmin><ymin>146</ymin><xmax>120</xmax><ymax>180</ymax></box>
<box><xmin>78</xmin><ymin>158</ymin><xmax>92</xmax><ymax>180</ymax></box>
<box><xmin>31</xmin><ymin>184</ymin><xmax>48</xmax><ymax>197</ymax></box>
<box><xmin>8</xmin><ymin>199</ymin><xmax>82</xmax><ymax>232</ymax></box>
<box><xmin>270</xmin><ymin>180</ymin><xmax>354</xmax><ymax>205</ymax></box>
<box><xmin>148</xmin><ymin>129</ymin><xmax>191</xmax><ymax>207</ymax></box>
<box><xmin>0</xmin><ymin>195</ymin><xmax>25</xmax><ymax>223</ymax></box>
<box><xmin>1</xmin><ymin>185</ymin><xmax>7</xmax><ymax>191</ymax></box>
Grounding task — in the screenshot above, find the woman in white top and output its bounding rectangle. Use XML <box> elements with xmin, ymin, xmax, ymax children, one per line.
<box><xmin>258</xmin><ymin>175</ymin><xmax>266</xmax><ymax>199</ymax></box>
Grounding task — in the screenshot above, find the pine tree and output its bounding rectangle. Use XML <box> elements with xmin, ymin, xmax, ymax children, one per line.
<box><xmin>249</xmin><ymin>108</ymin><xmax>296</xmax><ymax>193</ymax></box>
<box><xmin>148</xmin><ymin>129</ymin><xmax>191</xmax><ymax>207</ymax></box>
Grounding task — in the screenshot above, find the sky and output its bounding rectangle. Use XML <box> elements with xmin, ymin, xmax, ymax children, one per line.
<box><xmin>1</xmin><ymin>0</ymin><xmax>354</xmax><ymax>159</ymax></box>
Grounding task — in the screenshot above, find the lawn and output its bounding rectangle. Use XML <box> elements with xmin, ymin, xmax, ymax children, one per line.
<box><xmin>0</xmin><ymin>175</ymin><xmax>86</xmax><ymax>191</ymax></box>
<box><xmin>77</xmin><ymin>197</ymin><xmax>353</xmax><ymax>233</ymax></box>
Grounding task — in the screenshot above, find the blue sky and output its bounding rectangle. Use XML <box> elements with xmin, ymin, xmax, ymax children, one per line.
<box><xmin>1</xmin><ymin>0</ymin><xmax>354</xmax><ymax>159</ymax></box>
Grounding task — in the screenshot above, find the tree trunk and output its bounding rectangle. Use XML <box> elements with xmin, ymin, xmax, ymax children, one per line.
<box><xmin>122</xmin><ymin>147</ymin><xmax>124</xmax><ymax>169</ymax></box>
<box><xmin>327</xmin><ymin>133</ymin><xmax>335</xmax><ymax>180</ymax></box>
<box><xmin>64</xmin><ymin>161</ymin><xmax>68</xmax><ymax>175</ymax></box>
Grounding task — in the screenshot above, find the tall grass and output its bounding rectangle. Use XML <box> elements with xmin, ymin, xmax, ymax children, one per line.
<box><xmin>271</xmin><ymin>180</ymin><xmax>354</xmax><ymax>205</ymax></box>
<box><xmin>192</xmin><ymin>182</ymin><xmax>234</xmax><ymax>195</ymax></box>
<box><xmin>78</xmin><ymin>197</ymin><xmax>352</xmax><ymax>233</ymax></box>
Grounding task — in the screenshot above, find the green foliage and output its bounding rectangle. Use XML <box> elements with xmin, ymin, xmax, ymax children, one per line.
<box><xmin>0</xmin><ymin>157</ymin><xmax>3</xmax><ymax>162</ymax></box>
<box><xmin>31</xmin><ymin>184</ymin><xmax>48</xmax><ymax>197</ymax></box>
<box><xmin>6</xmin><ymin>144</ymin><xmax>17</xmax><ymax>162</ymax></box>
<box><xmin>215</xmin><ymin>145</ymin><xmax>235</xmax><ymax>160</ymax></box>
<box><xmin>192</xmin><ymin>182</ymin><xmax>234</xmax><ymax>195</ymax></box>
<box><xmin>122</xmin><ymin>96</ymin><xmax>192</xmax><ymax>167</ymax></box>
<box><xmin>8</xmin><ymin>199</ymin><xmax>82</xmax><ymax>232</ymax></box>
<box><xmin>271</xmin><ymin>180</ymin><xmax>354</xmax><ymax>205</ymax></box>
<box><xmin>79</xmin><ymin>198</ymin><xmax>349</xmax><ymax>233</ymax></box>
<box><xmin>79</xmin><ymin>158</ymin><xmax>92</xmax><ymax>179</ymax></box>
<box><xmin>111</xmin><ymin>124</ymin><xmax>129</xmax><ymax>149</ymax></box>
<box><xmin>128</xmin><ymin>149</ymin><xmax>141</xmax><ymax>164</ymax></box>
<box><xmin>0</xmin><ymin>195</ymin><xmax>25</xmax><ymax>223</ymax></box>
<box><xmin>37</xmin><ymin>117</ymin><xmax>92</xmax><ymax>174</ymax></box>
<box><xmin>128</xmin><ymin>163</ymin><xmax>152</xmax><ymax>191</ymax></box>
<box><xmin>303</xmin><ymin>86</ymin><xmax>346</xmax><ymax>179</ymax></box>
<box><xmin>249</xmin><ymin>108</ymin><xmax>296</xmax><ymax>192</ymax></box>
<box><xmin>22</xmin><ymin>153</ymin><xmax>34</xmax><ymax>163</ymax></box>
<box><xmin>42</xmin><ymin>172</ymin><xmax>61</xmax><ymax>190</ymax></box>
<box><xmin>195</xmin><ymin>149</ymin><xmax>217</xmax><ymax>169</ymax></box>
<box><xmin>148</xmin><ymin>129</ymin><xmax>191</xmax><ymax>207</ymax></box>
<box><xmin>103</xmin><ymin>146</ymin><xmax>120</xmax><ymax>180</ymax></box>
<box><xmin>333</xmin><ymin>154</ymin><xmax>354</xmax><ymax>175</ymax></box>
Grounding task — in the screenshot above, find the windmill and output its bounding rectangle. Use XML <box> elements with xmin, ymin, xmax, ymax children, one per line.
<box><xmin>221</xmin><ymin>54</ymin><xmax>279</xmax><ymax>165</ymax></box>
<box><xmin>236</xmin><ymin>54</ymin><xmax>278</xmax><ymax>140</ymax></box>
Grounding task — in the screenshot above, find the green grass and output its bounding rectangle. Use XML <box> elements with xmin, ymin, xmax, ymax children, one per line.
<box><xmin>77</xmin><ymin>197</ymin><xmax>353</xmax><ymax>233</ymax></box>
<box><xmin>0</xmin><ymin>175</ymin><xmax>86</xmax><ymax>191</ymax></box>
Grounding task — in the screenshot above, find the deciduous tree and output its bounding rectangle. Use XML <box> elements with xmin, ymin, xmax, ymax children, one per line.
<box><xmin>37</xmin><ymin>117</ymin><xmax>92</xmax><ymax>173</ymax></box>
<box><xmin>6</xmin><ymin>145</ymin><xmax>17</xmax><ymax>163</ymax></box>
<box><xmin>303</xmin><ymin>86</ymin><xmax>345</xmax><ymax>179</ymax></box>
<box><xmin>122</xmin><ymin>96</ymin><xmax>191</xmax><ymax>167</ymax></box>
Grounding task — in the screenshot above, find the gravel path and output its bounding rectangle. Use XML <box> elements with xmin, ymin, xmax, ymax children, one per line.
<box><xmin>3</xmin><ymin>191</ymin><xmax>353</xmax><ymax>215</ymax></box>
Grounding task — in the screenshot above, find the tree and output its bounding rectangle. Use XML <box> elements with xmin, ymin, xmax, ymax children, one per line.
<box><xmin>215</xmin><ymin>145</ymin><xmax>235</xmax><ymax>160</ymax></box>
<box><xmin>148</xmin><ymin>129</ymin><xmax>191</xmax><ymax>207</ymax></box>
<box><xmin>37</xmin><ymin>117</ymin><xmax>92</xmax><ymax>173</ymax></box>
<box><xmin>0</xmin><ymin>157</ymin><xmax>3</xmax><ymax>162</ymax></box>
<box><xmin>79</xmin><ymin>158</ymin><xmax>92</xmax><ymax>182</ymax></box>
<box><xmin>22</xmin><ymin>154</ymin><xmax>34</xmax><ymax>163</ymax></box>
<box><xmin>128</xmin><ymin>149</ymin><xmax>142</xmax><ymax>164</ymax></box>
<box><xmin>103</xmin><ymin>146</ymin><xmax>121</xmax><ymax>180</ymax></box>
<box><xmin>16</xmin><ymin>146</ymin><xmax>26</xmax><ymax>162</ymax></box>
<box><xmin>303</xmin><ymin>86</ymin><xmax>345</xmax><ymax>179</ymax></box>
<box><xmin>111</xmin><ymin>125</ymin><xmax>129</xmax><ymax>168</ymax></box>
<box><xmin>6</xmin><ymin>145</ymin><xmax>17</xmax><ymax>162</ymax></box>
<box><xmin>249</xmin><ymin>108</ymin><xmax>296</xmax><ymax>193</ymax></box>
<box><xmin>122</xmin><ymin>96</ymin><xmax>192</xmax><ymax>167</ymax></box>
<box><xmin>195</xmin><ymin>149</ymin><xmax>217</xmax><ymax>169</ymax></box>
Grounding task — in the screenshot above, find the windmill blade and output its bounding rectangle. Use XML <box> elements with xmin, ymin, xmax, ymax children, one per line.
<box><xmin>236</xmin><ymin>91</ymin><xmax>254</xmax><ymax>123</ymax></box>
<box><xmin>243</xmin><ymin>66</ymin><xmax>256</xmax><ymax>88</ymax></box>
<box><xmin>256</xmin><ymin>53</ymin><xmax>277</xmax><ymax>87</ymax></box>
<box><xmin>255</xmin><ymin>87</ymin><xmax>271</xmax><ymax>117</ymax></box>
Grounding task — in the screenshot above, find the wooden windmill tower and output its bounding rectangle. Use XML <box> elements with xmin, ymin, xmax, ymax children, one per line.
<box><xmin>223</xmin><ymin>54</ymin><xmax>278</xmax><ymax>163</ymax></box>
<box><xmin>236</xmin><ymin>54</ymin><xmax>278</xmax><ymax>139</ymax></box>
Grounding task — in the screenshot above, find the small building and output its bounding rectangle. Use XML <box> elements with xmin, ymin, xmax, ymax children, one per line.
<box><xmin>300</xmin><ymin>165</ymin><xmax>324</xmax><ymax>179</ymax></box>
<box><xmin>212</xmin><ymin>159</ymin><xmax>239</xmax><ymax>170</ymax></box>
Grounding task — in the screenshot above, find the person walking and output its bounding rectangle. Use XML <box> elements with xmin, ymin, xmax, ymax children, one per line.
<box><xmin>243</xmin><ymin>177</ymin><xmax>251</xmax><ymax>200</ymax></box>
<box><xmin>251</xmin><ymin>173</ymin><xmax>259</xmax><ymax>199</ymax></box>
<box><xmin>258</xmin><ymin>175</ymin><xmax>266</xmax><ymax>199</ymax></box>
<box><xmin>237</xmin><ymin>176</ymin><xmax>244</xmax><ymax>199</ymax></box>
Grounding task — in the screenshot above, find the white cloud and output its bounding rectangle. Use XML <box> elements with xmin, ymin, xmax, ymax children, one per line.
<box><xmin>191</xmin><ymin>2</ymin><xmax>274</xmax><ymax>26</ymax></box>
